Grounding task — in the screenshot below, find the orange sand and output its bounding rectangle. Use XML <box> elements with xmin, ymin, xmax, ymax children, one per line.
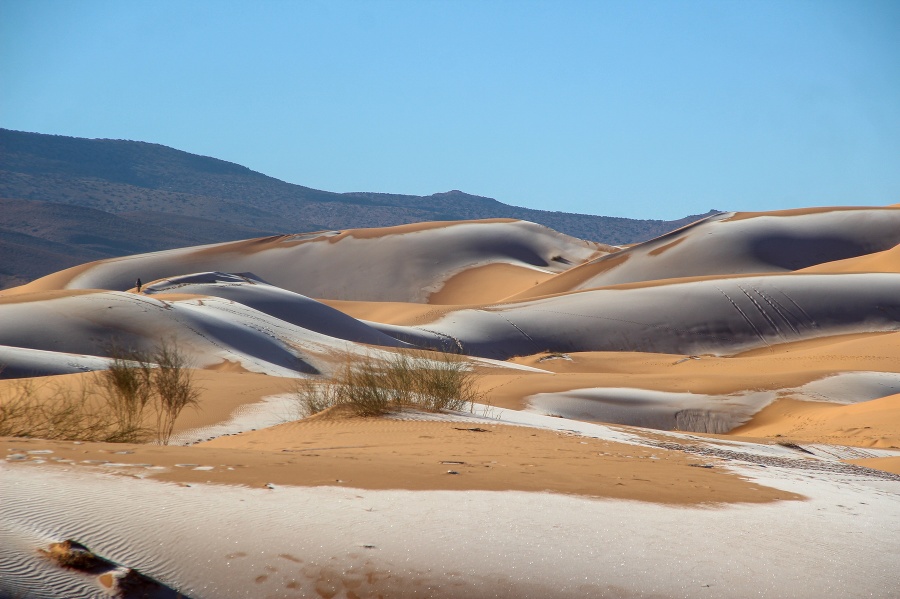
<box><xmin>846</xmin><ymin>457</ymin><xmax>900</xmax><ymax>475</ymax></box>
<box><xmin>428</xmin><ymin>263</ymin><xmax>555</xmax><ymax>304</ymax></box>
<box><xmin>0</xmin><ymin>419</ymin><xmax>799</xmax><ymax>504</ymax></box>
<box><xmin>730</xmin><ymin>394</ymin><xmax>900</xmax><ymax>448</ymax></box>
<box><xmin>795</xmin><ymin>243</ymin><xmax>900</xmax><ymax>274</ymax></box>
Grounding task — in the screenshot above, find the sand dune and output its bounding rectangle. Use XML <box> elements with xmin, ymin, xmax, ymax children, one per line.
<box><xmin>371</xmin><ymin>273</ymin><xmax>900</xmax><ymax>358</ymax></box>
<box><xmin>731</xmin><ymin>393</ymin><xmax>900</xmax><ymax>448</ymax></box>
<box><xmin>10</xmin><ymin>219</ymin><xmax>604</xmax><ymax>303</ymax></box>
<box><xmin>0</xmin><ymin>345</ymin><xmax>115</xmax><ymax>378</ymax></box>
<box><xmin>140</xmin><ymin>272</ymin><xmax>413</xmax><ymax>348</ymax></box>
<box><xmin>796</xmin><ymin>242</ymin><xmax>900</xmax><ymax>274</ymax></box>
<box><xmin>511</xmin><ymin>206</ymin><xmax>900</xmax><ymax>298</ymax></box>
<box><xmin>2</xmin><ymin>212</ymin><xmax>899</xmax><ymax>437</ymax></box>
<box><xmin>0</xmin><ymin>287</ymin><xmax>417</xmax><ymax>377</ymax></box>
<box><xmin>2</xmin><ymin>208</ymin><xmax>899</xmax><ymax>598</ymax></box>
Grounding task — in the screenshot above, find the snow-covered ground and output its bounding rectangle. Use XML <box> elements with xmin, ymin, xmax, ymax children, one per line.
<box><xmin>3</xmin><ymin>405</ymin><xmax>899</xmax><ymax>599</ymax></box>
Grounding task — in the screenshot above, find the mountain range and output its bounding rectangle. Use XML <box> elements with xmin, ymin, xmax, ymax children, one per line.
<box><xmin>0</xmin><ymin>128</ymin><xmax>716</xmax><ymax>289</ymax></box>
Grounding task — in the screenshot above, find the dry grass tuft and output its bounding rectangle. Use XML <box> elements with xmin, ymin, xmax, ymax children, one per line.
<box><xmin>293</xmin><ymin>350</ymin><xmax>483</xmax><ymax>418</ymax></box>
<box><xmin>40</xmin><ymin>540</ymin><xmax>102</xmax><ymax>571</ymax></box>
<box><xmin>0</xmin><ymin>378</ymin><xmax>117</xmax><ymax>442</ymax></box>
<box><xmin>0</xmin><ymin>338</ymin><xmax>200</xmax><ymax>444</ymax></box>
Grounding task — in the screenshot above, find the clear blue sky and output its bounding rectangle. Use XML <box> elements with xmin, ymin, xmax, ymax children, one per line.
<box><xmin>2</xmin><ymin>0</ymin><xmax>898</xmax><ymax>219</ymax></box>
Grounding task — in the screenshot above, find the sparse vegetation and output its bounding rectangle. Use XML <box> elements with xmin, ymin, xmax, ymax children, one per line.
<box><xmin>40</xmin><ymin>540</ymin><xmax>101</xmax><ymax>571</ymax></box>
<box><xmin>0</xmin><ymin>373</ymin><xmax>123</xmax><ymax>441</ymax></box>
<box><xmin>293</xmin><ymin>350</ymin><xmax>483</xmax><ymax>418</ymax></box>
<box><xmin>150</xmin><ymin>340</ymin><xmax>201</xmax><ymax>445</ymax></box>
<box><xmin>0</xmin><ymin>339</ymin><xmax>201</xmax><ymax>444</ymax></box>
<box><xmin>98</xmin><ymin>347</ymin><xmax>154</xmax><ymax>442</ymax></box>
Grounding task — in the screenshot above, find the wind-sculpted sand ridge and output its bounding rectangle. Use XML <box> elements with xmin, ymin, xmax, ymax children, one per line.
<box><xmin>2</xmin><ymin>208</ymin><xmax>899</xmax><ymax>598</ymax></box>
<box><xmin>140</xmin><ymin>272</ymin><xmax>413</xmax><ymax>348</ymax></box>
<box><xmin>372</xmin><ymin>273</ymin><xmax>900</xmax><ymax>358</ymax></box>
<box><xmin>0</xmin><ymin>287</ymin><xmax>436</xmax><ymax>378</ymax></box>
<box><xmin>511</xmin><ymin>206</ymin><xmax>900</xmax><ymax>298</ymax></box>
<box><xmin>11</xmin><ymin>219</ymin><xmax>605</xmax><ymax>303</ymax></box>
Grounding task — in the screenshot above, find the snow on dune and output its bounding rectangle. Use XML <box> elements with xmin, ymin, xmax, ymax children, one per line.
<box><xmin>526</xmin><ymin>387</ymin><xmax>774</xmax><ymax>433</ymax></box>
<box><xmin>514</xmin><ymin>206</ymin><xmax>900</xmax><ymax>297</ymax></box>
<box><xmin>19</xmin><ymin>220</ymin><xmax>603</xmax><ymax>302</ymax></box>
<box><xmin>141</xmin><ymin>272</ymin><xmax>413</xmax><ymax>348</ymax></box>
<box><xmin>0</xmin><ymin>345</ymin><xmax>114</xmax><ymax>379</ymax></box>
<box><xmin>372</xmin><ymin>273</ymin><xmax>900</xmax><ymax>359</ymax></box>
<box><xmin>524</xmin><ymin>371</ymin><xmax>900</xmax><ymax>434</ymax></box>
<box><xmin>3</xmin><ymin>418</ymin><xmax>899</xmax><ymax>599</ymax></box>
<box><xmin>0</xmin><ymin>289</ymin><xmax>402</xmax><ymax>377</ymax></box>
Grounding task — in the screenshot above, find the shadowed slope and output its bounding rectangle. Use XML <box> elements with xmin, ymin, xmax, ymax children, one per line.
<box><xmin>0</xmin><ymin>290</ymin><xmax>354</xmax><ymax>377</ymax></box>
<box><xmin>370</xmin><ymin>273</ymin><xmax>900</xmax><ymax>359</ymax></box>
<box><xmin>9</xmin><ymin>220</ymin><xmax>604</xmax><ymax>303</ymax></box>
<box><xmin>511</xmin><ymin>206</ymin><xmax>900</xmax><ymax>299</ymax></box>
<box><xmin>140</xmin><ymin>272</ymin><xmax>412</xmax><ymax>348</ymax></box>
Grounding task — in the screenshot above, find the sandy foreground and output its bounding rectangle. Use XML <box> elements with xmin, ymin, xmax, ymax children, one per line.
<box><xmin>3</xmin><ymin>405</ymin><xmax>899</xmax><ymax>599</ymax></box>
<box><xmin>2</xmin><ymin>210</ymin><xmax>900</xmax><ymax>598</ymax></box>
<box><xmin>0</xmin><ymin>419</ymin><xmax>798</xmax><ymax>504</ymax></box>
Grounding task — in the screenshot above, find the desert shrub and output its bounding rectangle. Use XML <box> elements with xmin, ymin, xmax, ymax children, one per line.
<box><xmin>294</xmin><ymin>350</ymin><xmax>483</xmax><ymax>418</ymax></box>
<box><xmin>98</xmin><ymin>347</ymin><xmax>154</xmax><ymax>442</ymax></box>
<box><xmin>403</xmin><ymin>351</ymin><xmax>479</xmax><ymax>412</ymax></box>
<box><xmin>0</xmin><ymin>339</ymin><xmax>200</xmax><ymax>444</ymax></box>
<box><xmin>0</xmin><ymin>378</ymin><xmax>116</xmax><ymax>442</ymax></box>
<box><xmin>151</xmin><ymin>339</ymin><xmax>201</xmax><ymax>445</ymax></box>
<box><xmin>40</xmin><ymin>540</ymin><xmax>101</xmax><ymax>571</ymax></box>
<box><xmin>292</xmin><ymin>377</ymin><xmax>347</xmax><ymax>418</ymax></box>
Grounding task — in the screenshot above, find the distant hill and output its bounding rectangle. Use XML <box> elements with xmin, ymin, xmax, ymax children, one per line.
<box><xmin>0</xmin><ymin>128</ymin><xmax>719</xmax><ymax>289</ymax></box>
<box><xmin>0</xmin><ymin>197</ymin><xmax>278</xmax><ymax>288</ymax></box>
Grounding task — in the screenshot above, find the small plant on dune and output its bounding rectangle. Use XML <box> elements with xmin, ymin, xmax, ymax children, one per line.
<box><xmin>151</xmin><ymin>339</ymin><xmax>201</xmax><ymax>445</ymax></box>
<box><xmin>292</xmin><ymin>376</ymin><xmax>347</xmax><ymax>418</ymax></box>
<box><xmin>101</xmin><ymin>338</ymin><xmax>200</xmax><ymax>444</ymax></box>
<box><xmin>293</xmin><ymin>349</ymin><xmax>484</xmax><ymax>418</ymax></box>
<box><xmin>0</xmin><ymin>339</ymin><xmax>201</xmax><ymax>444</ymax></box>
<box><xmin>0</xmin><ymin>377</ymin><xmax>116</xmax><ymax>441</ymax></box>
<box><xmin>405</xmin><ymin>351</ymin><xmax>481</xmax><ymax>412</ymax></box>
<box><xmin>98</xmin><ymin>345</ymin><xmax>155</xmax><ymax>442</ymax></box>
<box><xmin>40</xmin><ymin>540</ymin><xmax>102</xmax><ymax>571</ymax></box>
<box><xmin>0</xmin><ymin>375</ymin><xmax>36</xmax><ymax>438</ymax></box>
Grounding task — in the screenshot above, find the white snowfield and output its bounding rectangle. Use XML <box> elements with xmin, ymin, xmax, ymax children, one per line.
<box><xmin>2</xmin><ymin>408</ymin><xmax>899</xmax><ymax>599</ymax></box>
<box><xmin>49</xmin><ymin>219</ymin><xmax>605</xmax><ymax>302</ymax></box>
<box><xmin>375</xmin><ymin>272</ymin><xmax>900</xmax><ymax>358</ymax></box>
<box><xmin>525</xmin><ymin>371</ymin><xmax>900</xmax><ymax>433</ymax></box>
<box><xmin>538</xmin><ymin>206</ymin><xmax>900</xmax><ymax>292</ymax></box>
<box><xmin>2</xmin><ymin>271</ymin><xmax>898</xmax><ymax>380</ymax></box>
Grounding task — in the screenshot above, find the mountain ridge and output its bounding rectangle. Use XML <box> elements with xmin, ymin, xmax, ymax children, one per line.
<box><xmin>0</xmin><ymin>128</ymin><xmax>719</xmax><ymax>289</ymax></box>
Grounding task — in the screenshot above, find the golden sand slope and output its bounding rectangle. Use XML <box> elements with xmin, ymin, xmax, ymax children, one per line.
<box><xmin>481</xmin><ymin>331</ymin><xmax>898</xmax><ymax>400</ymax></box>
<box><xmin>427</xmin><ymin>263</ymin><xmax>556</xmax><ymax>304</ymax></box>
<box><xmin>846</xmin><ymin>457</ymin><xmax>900</xmax><ymax>475</ymax></box>
<box><xmin>0</xmin><ymin>417</ymin><xmax>799</xmax><ymax>505</ymax></box>
<box><xmin>795</xmin><ymin>243</ymin><xmax>900</xmax><ymax>274</ymax></box>
<box><xmin>730</xmin><ymin>394</ymin><xmax>900</xmax><ymax>448</ymax></box>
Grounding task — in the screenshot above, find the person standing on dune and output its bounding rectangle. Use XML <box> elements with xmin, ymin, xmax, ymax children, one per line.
<box><xmin>135</xmin><ymin>278</ymin><xmax>142</xmax><ymax>293</ymax></box>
